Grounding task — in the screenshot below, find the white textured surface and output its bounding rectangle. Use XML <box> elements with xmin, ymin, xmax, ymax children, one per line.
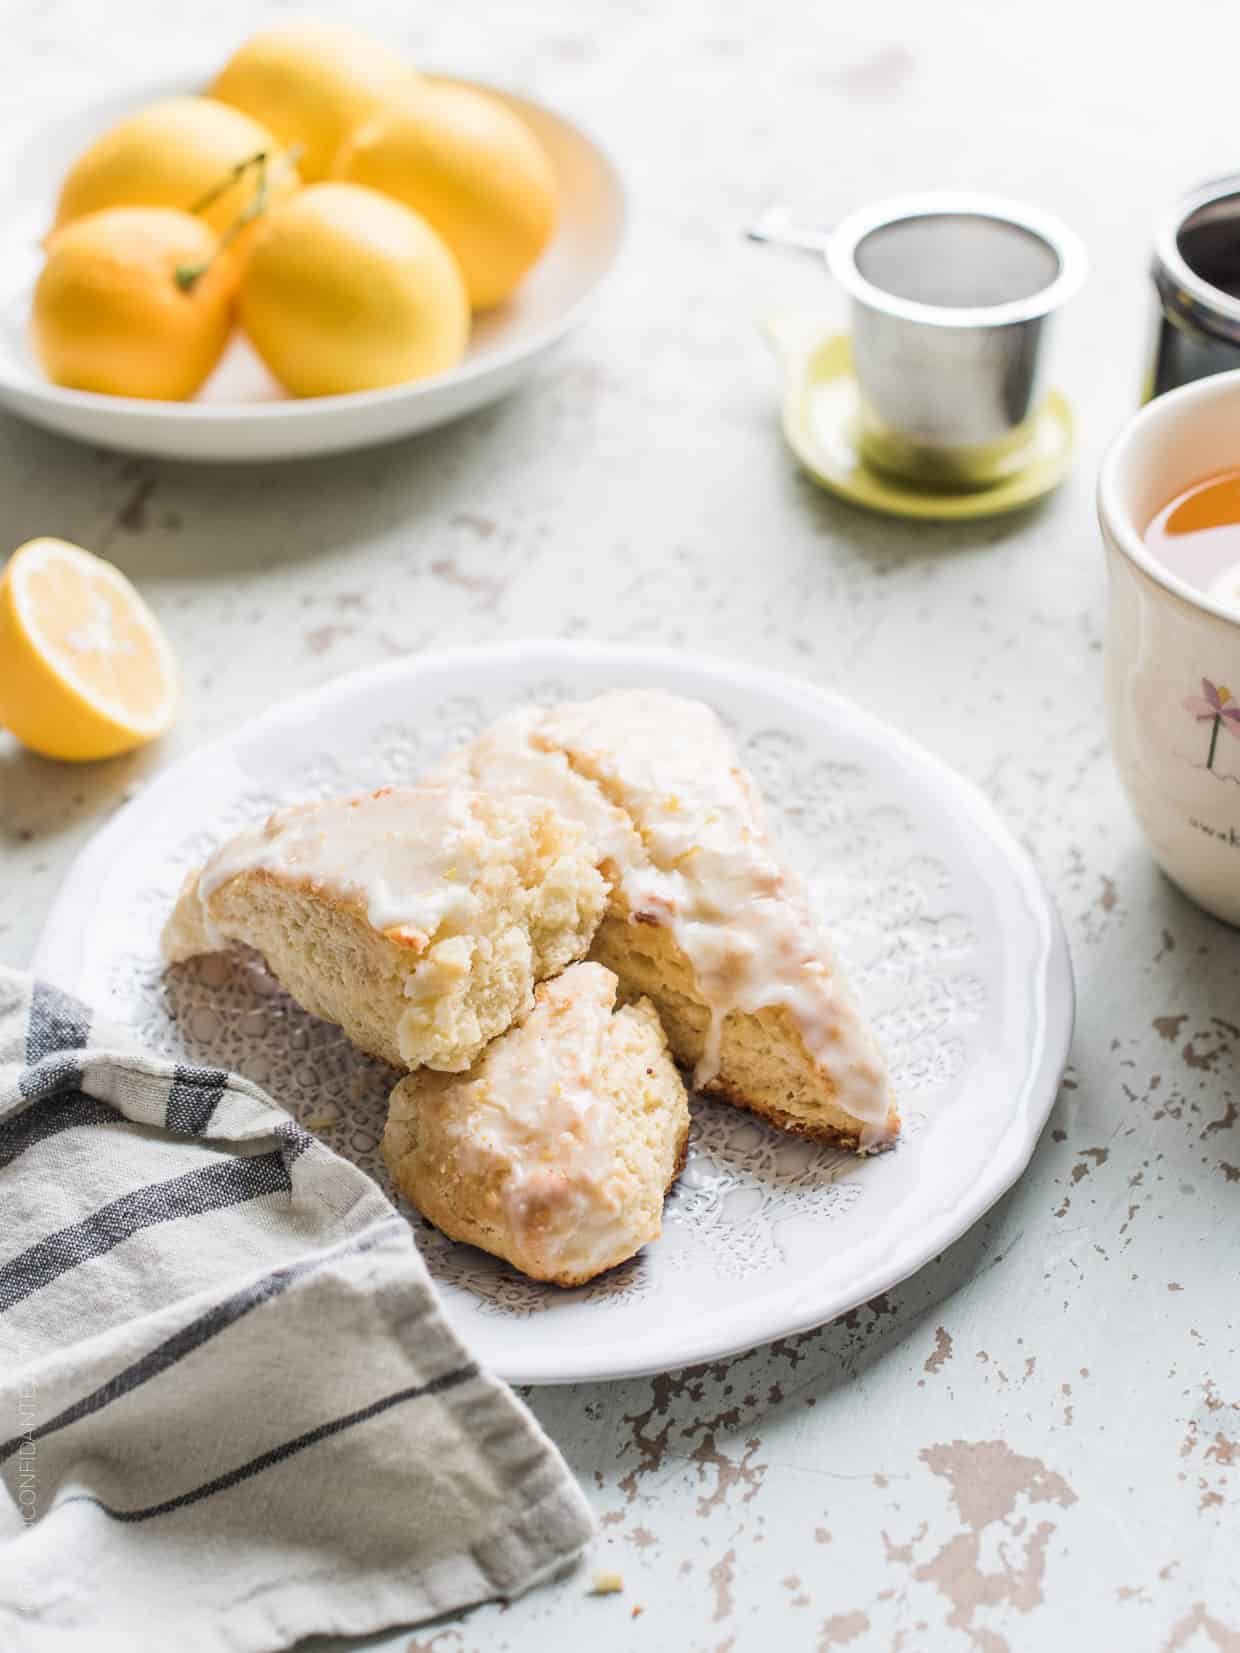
<box><xmin>2</xmin><ymin>2</ymin><xmax>1240</xmax><ymax>1648</ymax></box>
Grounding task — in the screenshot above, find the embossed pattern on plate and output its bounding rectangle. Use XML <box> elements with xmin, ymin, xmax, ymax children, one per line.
<box><xmin>33</xmin><ymin>643</ymin><xmax>1073</xmax><ymax>1382</ymax></box>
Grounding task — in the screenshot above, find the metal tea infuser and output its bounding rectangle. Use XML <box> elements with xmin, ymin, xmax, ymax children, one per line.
<box><xmin>750</xmin><ymin>192</ymin><xmax>1086</xmax><ymax>489</ymax></box>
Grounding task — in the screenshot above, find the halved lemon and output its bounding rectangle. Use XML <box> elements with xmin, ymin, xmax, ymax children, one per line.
<box><xmin>0</xmin><ymin>538</ymin><xmax>177</xmax><ymax>761</ymax></box>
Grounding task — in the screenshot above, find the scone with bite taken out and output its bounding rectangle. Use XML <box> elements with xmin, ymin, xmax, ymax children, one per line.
<box><xmin>431</xmin><ymin>690</ymin><xmax>899</xmax><ymax>1151</ymax></box>
<box><xmin>162</xmin><ymin>784</ymin><xmax>607</xmax><ymax>1074</ymax></box>
<box><xmin>383</xmin><ymin>962</ymin><xmax>689</xmax><ymax>1285</ymax></box>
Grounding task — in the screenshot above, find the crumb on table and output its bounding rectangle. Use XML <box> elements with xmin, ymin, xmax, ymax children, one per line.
<box><xmin>590</xmin><ymin>1569</ymin><xmax>624</xmax><ymax>1595</ymax></box>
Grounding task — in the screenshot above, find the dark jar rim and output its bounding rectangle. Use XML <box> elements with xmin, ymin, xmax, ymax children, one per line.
<box><xmin>1153</xmin><ymin>173</ymin><xmax>1240</xmax><ymax>347</ymax></box>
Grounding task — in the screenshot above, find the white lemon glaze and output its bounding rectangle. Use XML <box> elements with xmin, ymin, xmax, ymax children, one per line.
<box><xmin>440</xmin><ymin>963</ymin><xmax>634</xmax><ymax>1277</ymax></box>
<box><xmin>436</xmin><ymin>691</ymin><xmax>894</xmax><ymax>1139</ymax></box>
<box><xmin>196</xmin><ymin>785</ymin><xmax>499</xmax><ymax>947</ymax></box>
<box><xmin>182</xmin><ymin>782</ymin><xmax>608</xmax><ymax>1075</ymax></box>
<box><xmin>430</xmin><ymin>710</ymin><xmax>643</xmax><ymax>875</ymax></box>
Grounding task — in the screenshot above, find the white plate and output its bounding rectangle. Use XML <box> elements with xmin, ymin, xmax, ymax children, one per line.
<box><xmin>0</xmin><ymin>77</ymin><xmax>625</xmax><ymax>462</ymax></box>
<box><xmin>33</xmin><ymin>642</ymin><xmax>1073</xmax><ymax>1384</ymax></box>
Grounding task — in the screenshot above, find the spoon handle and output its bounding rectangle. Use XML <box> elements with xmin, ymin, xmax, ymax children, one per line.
<box><xmin>746</xmin><ymin>205</ymin><xmax>833</xmax><ymax>255</ymax></box>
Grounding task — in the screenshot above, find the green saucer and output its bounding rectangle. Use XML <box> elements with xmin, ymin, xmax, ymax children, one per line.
<box><xmin>764</xmin><ymin>314</ymin><xmax>1075</xmax><ymax>522</ymax></box>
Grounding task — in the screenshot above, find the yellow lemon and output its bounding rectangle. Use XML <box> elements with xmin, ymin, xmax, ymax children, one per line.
<box><xmin>211</xmin><ymin>22</ymin><xmax>420</xmax><ymax>182</ymax></box>
<box><xmin>0</xmin><ymin>538</ymin><xmax>177</xmax><ymax>762</ymax></box>
<box><xmin>33</xmin><ymin>207</ymin><xmax>235</xmax><ymax>400</ymax></box>
<box><xmin>239</xmin><ymin>182</ymin><xmax>469</xmax><ymax>396</ymax></box>
<box><xmin>53</xmin><ymin>96</ymin><xmax>300</xmax><ymax>257</ymax></box>
<box><xmin>333</xmin><ymin>84</ymin><xmax>558</xmax><ymax>309</ymax></box>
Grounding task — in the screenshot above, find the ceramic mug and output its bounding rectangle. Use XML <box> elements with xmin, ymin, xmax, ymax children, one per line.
<box><xmin>1099</xmin><ymin>370</ymin><xmax>1240</xmax><ymax>925</ymax></box>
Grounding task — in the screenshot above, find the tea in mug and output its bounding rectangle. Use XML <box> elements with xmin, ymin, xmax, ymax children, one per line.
<box><xmin>1145</xmin><ymin>469</ymin><xmax>1240</xmax><ymax>611</ymax></box>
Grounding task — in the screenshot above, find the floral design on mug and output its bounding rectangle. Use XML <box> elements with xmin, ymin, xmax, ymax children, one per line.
<box><xmin>1184</xmin><ymin>678</ymin><xmax>1240</xmax><ymax>771</ymax></box>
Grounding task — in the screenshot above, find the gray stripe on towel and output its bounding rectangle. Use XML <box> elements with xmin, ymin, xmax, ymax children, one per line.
<box><xmin>0</xmin><ymin>1090</ymin><xmax>121</xmax><ymax>1171</ymax></box>
<box><xmin>0</xmin><ymin>1218</ymin><xmax>405</xmax><ymax>1463</ymax></box>
<box><xmin>19</xmin><ymin>980</ymin><xmax>91</xmax><ymax>1091</ymax></box>
<box><xmin>165</xmin><ymin>1065</ymin><xmax>231</xmax><ymax>1136</ymax></box>
<box><xmin>0</xmin><ymin>1149</ymin><xmax>292</xmax><ymax>1314</ymax></box>
<box><xmin>53</xmin><ymin>1366</ymin><xmax>478</xmax><ymax>1524</ymax></box>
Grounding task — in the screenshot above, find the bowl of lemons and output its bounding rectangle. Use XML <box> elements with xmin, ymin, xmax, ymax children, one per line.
<box><xmin>0</xmin><ymin>22</ymin><xmax>625</xmax><ymax>461</ymax></box>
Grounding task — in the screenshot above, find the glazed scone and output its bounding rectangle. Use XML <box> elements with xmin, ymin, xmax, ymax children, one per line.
<box><xmin>161</xmin><ymin>784</ymin><xmax>608</xmax><ymax>1073</ymax></box>
<box><xmin>432</xmin><ymin>692</ymin><xmax>898</xmax><ymax>1150</ymax></box>
<box><xmin>383</xmin><ymin>962</ymin><xmax>689</xmax><ymax>1285</ymax></box>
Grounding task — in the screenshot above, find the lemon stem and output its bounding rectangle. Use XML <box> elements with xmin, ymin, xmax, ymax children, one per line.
<box><xmin>174</xmin><ymin>145</ymin><xmax>302</xmax><ymax>294</ymax></box>
<box><xmin>186</xmin><ymin>147</ymin><xmax>269</xmax><ymax>218</ymax></box>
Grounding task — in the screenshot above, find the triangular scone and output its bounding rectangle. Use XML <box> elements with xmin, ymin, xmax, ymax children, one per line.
<box><xmin>161</xmin><ymin>785</ymin><xmax>608</xmax><ymax>1074</ymax></box>
<box><xmin>431</xmin><ymin>692</ymin><xmax>898</xmax><ymax>1150</ymax></box>
<box><xmin>383</xmin><ymin>962</ymin><xmax>689</xmax><ymax>1285</ymax></box>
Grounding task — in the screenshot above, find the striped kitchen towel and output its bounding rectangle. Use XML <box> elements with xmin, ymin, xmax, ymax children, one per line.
<box><xmin>0</xmin><ymin>969</ymin><xmax>594</xmax><ymax>1653</ymax></box>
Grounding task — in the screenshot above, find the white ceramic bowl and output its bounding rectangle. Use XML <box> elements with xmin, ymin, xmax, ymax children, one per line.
<box><xmin>1099</xmin><ymin>371</ymin><xmax>1240</xmax><ymax>926</ymax></box>
<box><xmin>0</xmin><ymin>77</ymin><xmax>625</xmax><ymax>462</ymax></box>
